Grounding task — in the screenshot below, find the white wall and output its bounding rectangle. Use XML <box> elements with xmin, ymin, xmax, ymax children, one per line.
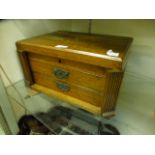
<box><xmin>70</xmin><ymin>19</ymin><xmax>89</xmax><ymax>32</ymax></box>
<box><xmin>0</xmin><ymin>126</ymin><xmax>5</xmax><ymax>135</ymax></box>
<box><xmin>0</xmin><ymin>19</ymin><xmax>71</xmax><ymax>86</ymax></box>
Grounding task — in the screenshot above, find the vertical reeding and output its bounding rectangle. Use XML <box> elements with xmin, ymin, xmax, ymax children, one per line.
<box><xmin>102</xmin><ymin>72</ymin><xmax>123</xmax><ymax>113</ymax></box>
<box><xmin>88</xmin><ymin>19</ymin><xmax>92</xmax><ymax>34</ymax></box>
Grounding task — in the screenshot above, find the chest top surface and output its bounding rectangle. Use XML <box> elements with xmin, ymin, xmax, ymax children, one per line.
<box><xmin>16</xmin><ymin>31</ymin><xmax>133</xmax><ymax>71</ymax></box>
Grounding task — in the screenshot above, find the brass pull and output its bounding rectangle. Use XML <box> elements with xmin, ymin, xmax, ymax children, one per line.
<box><xmin>56</xmin><ymin>82</ymin><xmax>70</xmax><ymax>92</ymax></box>
<box><xmin>53</xmin><ymin>68</ymin><xmax>70</xmax><ymax>79</ymax></box>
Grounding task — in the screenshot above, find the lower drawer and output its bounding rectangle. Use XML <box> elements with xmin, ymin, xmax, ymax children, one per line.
<box><xmin>32</xmin><ymin>72</ymin><xmax>103</xmax><ymax>107</ymax></box>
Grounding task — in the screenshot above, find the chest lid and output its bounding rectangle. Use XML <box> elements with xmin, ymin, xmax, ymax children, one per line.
<box><xmin>16</xmin><ymin>31</ymin><xmax>133</xmax><ymax>71</ymax></box>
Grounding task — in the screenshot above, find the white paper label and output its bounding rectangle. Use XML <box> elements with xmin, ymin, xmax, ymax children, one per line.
<box><xmin>106</xmin><ymin>49</ymin><xmax>119</xmax><ymax>57</ymax></box>
<box><xmin>55</xmin><ymin>45</ymin><xmax>68</xmax><ymax>48</ymax></box>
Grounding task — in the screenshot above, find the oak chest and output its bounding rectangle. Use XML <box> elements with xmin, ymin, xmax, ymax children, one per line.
<box><xmin>16</xmin><ymin>31</ymin><xmax>133</xmax><ymax>116</ymax></box>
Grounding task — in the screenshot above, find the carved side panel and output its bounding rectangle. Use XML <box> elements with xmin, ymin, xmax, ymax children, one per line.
<box><xmin>18</xmin><ymin>52</ymin><xmax>34</xmax><ymax>86</ymax></box>
<box><xmin>102</xmin><ymin>72</ymin><xmax>124</xmax><ymax>113</ymax></box>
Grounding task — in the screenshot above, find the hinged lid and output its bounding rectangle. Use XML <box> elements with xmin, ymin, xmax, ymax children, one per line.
<box><xmin>16</xmin><ymin>31</ymin><xmax>133</xmax><ymax>71</ymax></box>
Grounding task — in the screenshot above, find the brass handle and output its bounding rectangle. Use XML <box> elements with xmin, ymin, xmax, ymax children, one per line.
<box><xmin>53</xmin><ymin>68</ymin><xmax>70</xmax><ymax>79</ymax></box>
<box><xmin>56</xmin><ymin>82</ymin><xmax>70</xmax><ymax>92</ymax></box>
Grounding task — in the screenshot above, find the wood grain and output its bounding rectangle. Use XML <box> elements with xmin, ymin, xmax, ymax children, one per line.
<box><xmin>31</xmin><ymin>84</ymin><xmax>102</xmax><ymax>114</ymax></box>
<box><xmin>18</xmin><ymin>52</ymin><xmax>34</xmax><ymax>85</ymax></box>
<box><xmin>16</xmin><ymin>31</ymin><xmax>133</xmax><ymax>71</ymax></box>
<box><xmin>102</xmin><ymin>72</ymin><xmax>123</xmax><ymax>113</ymax></box>
<box><xmin>16</xmin><ymin>31</ymin><xmax>133</xmax><ymax>116</ymax></box>
<box><xmin>28</xmin><ymin>53</ymin><xmax>106</xmax><ymax>92</ymax></box>
<box><xmin>28</xmin><ymin>53</ymin><xmax>106</xmax><ymax>77</ymax></box>
<box><xmin>32</xmin><ymin>72</ymin><xmax>103</xmax><ymax>107</ymax></box>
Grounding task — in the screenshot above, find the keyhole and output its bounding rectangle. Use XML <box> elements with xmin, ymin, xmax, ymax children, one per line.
<box><xmin>58</xmin><ymin>59</ymin><xmax>62</xmax><ymax>63</ymax></box>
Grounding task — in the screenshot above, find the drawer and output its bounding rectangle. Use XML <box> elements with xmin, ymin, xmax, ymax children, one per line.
<box><xmin>32</xmin><ymin>72</ymin><xmax>103</xmax><ymax>107</ymax></box>
<box><xmin>28</xmin><ymin>53</ymin><xmax>106</xmax><ymax>77</ymax></box>
<box><xmin>28</xmin><ymin>53</ymin><xmax>106</xmax><ymax>92</ymax></box>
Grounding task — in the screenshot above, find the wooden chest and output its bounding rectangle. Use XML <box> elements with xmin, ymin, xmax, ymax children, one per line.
<box><xmin>16</xmin><ymin>31</ymin><xmax>133</xmax><ymax>116</ymax></box>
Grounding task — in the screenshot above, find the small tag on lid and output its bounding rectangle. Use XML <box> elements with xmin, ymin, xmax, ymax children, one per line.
<box><xmin>106</xmin><ymin>49</ymin><xmax>119</xmax><ymax>57</ymax></box>
<box><xmin>55</xmin><ymin>45</ymin><xmax>68</xmax><ymax>48</ymax></box>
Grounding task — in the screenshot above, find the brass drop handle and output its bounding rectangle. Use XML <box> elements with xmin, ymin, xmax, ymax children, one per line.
<box><xmin>53</xmin><ymin>68</ymin><xmax>70</xmax><ymax>79</ymax></box>
<box><xmin>56</xmin><ymin>82</ymin><xmax>70</xmax><ymax>92</ymax></box>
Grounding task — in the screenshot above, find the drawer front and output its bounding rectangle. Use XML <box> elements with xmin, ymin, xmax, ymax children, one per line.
<box><xmin>28</xmin><ymin>53</ymin><xmax>106</xmax><ymax>92</ymax></box>
<box><xmin>28</xmin><ymin>53</ymin><xmax>106</xmax><ymax>77</ymax></box>
<box><xmin>32</xmin><ymin>72</ymin><xmax>103</xmax><ymax>107</ymax></box>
